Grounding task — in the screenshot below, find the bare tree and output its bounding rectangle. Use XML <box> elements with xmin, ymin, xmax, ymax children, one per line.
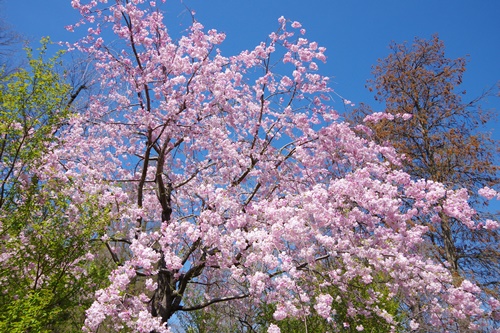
<box><xmin>0</xmin><ymin>2</ymin><xmax>21</xmax><ymax>73</ymax></box>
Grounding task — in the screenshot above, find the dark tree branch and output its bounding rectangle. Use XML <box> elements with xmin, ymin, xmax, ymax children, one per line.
<box><xmin>179</xmin><ymin>293</ymin><xmax>249</xmax><ymax>312</ymax></box>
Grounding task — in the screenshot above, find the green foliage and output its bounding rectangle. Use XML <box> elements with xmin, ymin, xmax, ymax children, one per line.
<box><xmin>0</xmin><ymin>37</ymin><xmax>70</xmax><ymax>211</ymax></box>
<box><xmin>0</xmin><ymin>39</ymin><xmax>112</xmax><ymax>332</ymax></box>
<box><xmin>1</xmin><ymin>191</ymin><xmax>113</xmax><ymax>331</ymax></box>
<box><xmin>0</xmin><ymin>289</ymin><xmax>61</xmax><ymax>333</ymax></box>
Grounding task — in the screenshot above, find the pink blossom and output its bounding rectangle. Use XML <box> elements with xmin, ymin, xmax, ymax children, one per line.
<box><xmin>343</xmin><ymin>99</ymin><xmax>355</xmax><ymax>106</ymax></box>
<box><xmin>363</xmin><ymin>112</ymin><xmax>395</xmax><ymax>123</ymax></box>
<box><xmin>268</xmin><ymin>324</ymin><xmax>281</xmax><ymax>333</ymax></box>
<box><xmin>442</xmin><ymin>188</ymin><xmax>476</xmax><ymax>228</ymax></box>
<box><xmin>478</xmin><ymin>186</ymin><xmax>497</xmax><ymax>200</ymax></box>
<box><xmin>273</xmin><ymin>306</ymin><xmax>288</xmax><ymax>320</ymax></box>
<box><xmin>409</xmin><ymin>320</ymin><xmax>419</xmax><ymax>330</ymax></box>
<box><xmin>314</xmin><ymin>294</ymin><xmax>334</xmax><ymax>319</ymax></box>
<box><xmin>484</xmin><ymin>219</ymin><xmax>500</xmax><ymax>230</ymax></box>
<box><xmin>400</xmin><ymin>113</ymin><xmax>412</xmax><ymax>120</ymax></box>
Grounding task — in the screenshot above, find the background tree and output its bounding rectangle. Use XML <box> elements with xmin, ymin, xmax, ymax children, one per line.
<box><xmin>0</xmin><ymin>0</ymin><xmax>23</xmax><ymax>75</ymax></box>
<box><xmin>0</xmin><ymin>39</ymin><xmax>111</xmax><ymax>332</ymax></box>
<box><xmin>349</xmin><ymin>35</ymin><xmax>500</xmax><ymax>329</ymax></box>
<box><xmin>0</xmin><ymin>22</ymin><xmax>19</xmax><ymax>73</ymax></box>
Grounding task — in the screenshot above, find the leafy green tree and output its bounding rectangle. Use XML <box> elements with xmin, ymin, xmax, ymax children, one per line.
<box><xmin>0</xmin><ymin>39</ymin><xmax>111</xmax><ymax>332</ymax></box>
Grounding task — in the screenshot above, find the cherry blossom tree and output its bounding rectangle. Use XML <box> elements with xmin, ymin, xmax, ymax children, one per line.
<box><xmin>58</xmin><ymin>1</ymin><xmax>499</xmax><ymax>332</ymax></box>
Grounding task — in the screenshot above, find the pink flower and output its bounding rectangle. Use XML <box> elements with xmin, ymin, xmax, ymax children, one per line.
<box><xmin>343</xmin><ymin>99</ymin><xmax>355</xmax><ymax>106</ymax></box>
<box><xmin>478</xmin><ymin>186</ymin><xmax>497</xmax><ymax>200</ymax></box>
<box><xmin>400</xmin><ymin>113</ymin><xmax>412</xmax><ymax>120</ymax></box>
<box><xmin>273</xmin><ymin>306</ymin><xmax>288</xmax><ymax>320</ymax></box>
<box><xmin>314</xmin><ymin>294</ymin><xmax>334</xmax><ymax>319</ymax></box>
<box><xmin>363</xmin><ymin>112</ymin><xmax>394</xmax><ymax>123</ymax></box>
<box><xmin>268</xmin><ymin>324</ymin><xmax>281</xmax><ymax>333</ymax></box>
<box><xmin>484</xmin><ymin>219</ymin><xmax>500</xmax><ymax>230</ymax></box>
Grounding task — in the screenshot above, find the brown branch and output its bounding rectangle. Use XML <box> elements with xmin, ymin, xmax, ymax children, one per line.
<box><xmin>105</xmin><ymin>242</ymin><xmax>120</xmax><ymax>265</ymax></box>
<box><xmin>179</xmin><ymin>293</ymin><xmax>249</xmax><ymax>312</ymax></box>
<box><xmin>67</xmin><ymin>84</ymin><xmax>87</xmax><ymax>107</ymax></box>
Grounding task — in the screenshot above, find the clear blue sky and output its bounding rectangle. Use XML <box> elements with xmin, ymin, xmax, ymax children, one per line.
<box><xmin>2</xmin><ymin>0</ymin><xmax>500</xmax><ymax>208</ymax></box>
<box><xmin>2</xmin><ymin>0</ymin><xmax>499</xmax><ymax>105</ymax></box>
<box><xmin>2</xmin><ymin>1</ymin><xmax>499</xmax><ymax>116</ymax></box>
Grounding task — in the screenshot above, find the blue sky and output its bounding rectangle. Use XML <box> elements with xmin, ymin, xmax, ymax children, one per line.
<box><xmin>2</xmin><ymin>0</ymin><xmax>500</xmax><ymax>209</ymax></box>
<box><xmin>2</xmin><ymin>1</ymin><xmax>499</xmax><ymax>116</ymax></box>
